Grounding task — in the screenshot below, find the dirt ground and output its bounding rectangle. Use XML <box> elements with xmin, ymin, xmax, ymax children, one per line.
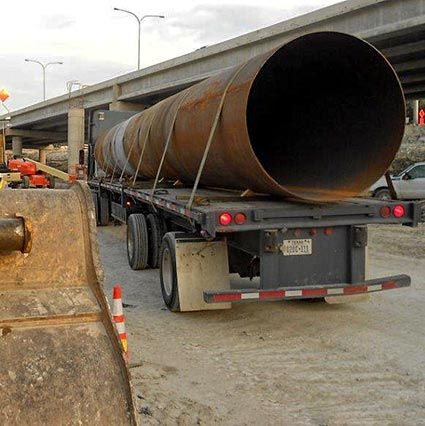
<box><xmin>98</xmin><ymin>224</ymin><xmax>425</xmax><ymax>426</ymax></box>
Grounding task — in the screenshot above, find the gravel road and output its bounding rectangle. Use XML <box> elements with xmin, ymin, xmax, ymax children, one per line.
<box><xmin>98</xmin><ymin>224</ymin><xmax>425</xmax><ymax>425</ymax></box>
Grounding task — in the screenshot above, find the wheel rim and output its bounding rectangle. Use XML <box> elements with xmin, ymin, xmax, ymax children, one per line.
<box><xmin>379</xmin><ymin>193</ymin><xmax>391</xmax><ymax>201</ymax></box>
<box><xmin>162</xmin><ymin>247</ymin><xmax>173</xmax><ymax>297</ymax></box>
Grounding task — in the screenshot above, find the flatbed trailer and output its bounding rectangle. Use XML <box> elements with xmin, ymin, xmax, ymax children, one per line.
<box><xmin>89</xmin><ymin>178</ymin><xmax>420</xmax><ymax>311</ymax></box>
<box><xmin>87</xmin><ymin>109</ymin><xmax>421</xmax><ymax>312</ymax></box>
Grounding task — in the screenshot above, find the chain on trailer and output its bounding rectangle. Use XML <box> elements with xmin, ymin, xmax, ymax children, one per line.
<box><xmin>132</xmin><ymin>108</ymin><xmax>158</xmax><ymax>187</ymax></box>
<box><xmin>385</xmin><ymin>170</ymin><xmax>398</xmax><ymax>200</ymax></box>
<box><xmin>110</xmin><ymin>121</ymin><xmax>130</xmax><ymax>183</ymax></box>
<box><xmin>102</xmin><ymin>124</ymin><xmax>120</xmax><ymax>178</ymax></box>
<box><xmin>186</xmin><ymin>62</ymin><xmax>246</xmax><ymax>210</ymax></box>
<box><xmin>119</xmin><ymin>124</ymin><xmax>141</xmax><ymax>183</ymax></box>
<box><xmin>149</xmin><ymin>90</ymin><xmax>192</xmax><ymax>202</ymax></box>
<box><xmin>0</xmin><ymin>183</ymin><xmax>137</xmax><ymax>426</ymax></box>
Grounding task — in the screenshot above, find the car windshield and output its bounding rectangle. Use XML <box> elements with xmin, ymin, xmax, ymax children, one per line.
<box><xmin>396</xmin><ymin>164</ymin><xmax>425</xmax><ymax>178</ymax></box>
<box><xmin>409</xmin><ymin>165</ymin><xmax>425</xmax><ymax>179</ymax></box>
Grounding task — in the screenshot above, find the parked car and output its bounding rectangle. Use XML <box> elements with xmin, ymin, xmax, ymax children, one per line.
<box><xmin>369</xmin><ymin>162</ymin><xmax>425</xmax><ymax>200</ymax></box>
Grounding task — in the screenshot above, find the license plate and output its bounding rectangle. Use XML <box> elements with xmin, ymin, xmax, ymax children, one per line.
<box><xmin>281</xmin><ymin>239</ymin><xmax>312</xmax><ymax>256</ymax></box>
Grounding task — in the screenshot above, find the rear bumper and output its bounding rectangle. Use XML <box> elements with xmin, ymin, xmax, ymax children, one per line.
<box><xmin>203</xmin><ymin>274</ymin><xmax>410</xmax><ymax>304</ymax></box>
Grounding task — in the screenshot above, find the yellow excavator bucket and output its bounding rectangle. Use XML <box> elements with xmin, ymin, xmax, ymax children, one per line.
<box><xmin>0</xmin><ymin>182</ymin><xmax>137</xmax><ymax>425</ymax></box>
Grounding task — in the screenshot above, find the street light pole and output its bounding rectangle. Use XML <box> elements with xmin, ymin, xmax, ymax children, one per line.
<box><xmin>24</xmin><ymin>59</ymin><xmax>63</xmax><ymax>101</ymax></box>
<box><xmin>113</xmin><ymin>8</ymin><xmax>164</xmax><ymax>70</ymax></box>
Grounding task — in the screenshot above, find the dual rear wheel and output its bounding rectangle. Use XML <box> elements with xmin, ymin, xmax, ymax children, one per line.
<box><xmin>126</xmin><ymin>213</ymin><xmax>166</xmax><ymax>270</ymax></box>
<box><xmin>126</xmin><ymin>213</ymin><xmax>180</xmax><ymax>311</ymax></box>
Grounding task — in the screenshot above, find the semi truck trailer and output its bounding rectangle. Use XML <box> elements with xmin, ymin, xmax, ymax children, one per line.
<box><xmin>88</xmin><ymin>32</ymin><xmax>422</xmax><ymax>312</ymax></box>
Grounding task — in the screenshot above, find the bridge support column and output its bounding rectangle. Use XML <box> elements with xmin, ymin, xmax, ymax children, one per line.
<box><xmin>12</xmin><ymin>136</ymin><xmax>23</xmax><ymax>157</ymax></box>
<box><xmin>39</xmin><ymin>147</ymin><xmax>48</xmax><ymax>164</ymax></box>
<box><xmin>67</xmin><ymin>108</ymin><xmax>85</xmax><ymax>174</ymax></box>
<box><xmin>412</xmin><ymin>99</ymin><xmax>419</xmax><ymax>125</ymax></box>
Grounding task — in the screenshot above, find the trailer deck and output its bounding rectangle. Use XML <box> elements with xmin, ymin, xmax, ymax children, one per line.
<box><xmin>90</xmin><ymin>180</ymin><xmax>421</xmax><ymax>237</ymax></box>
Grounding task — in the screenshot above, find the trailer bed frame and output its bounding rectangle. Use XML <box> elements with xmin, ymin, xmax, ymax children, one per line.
<box><xmin>90</xmin><ymin>179</ymin><xmax>421</xmax><ymax>238</ymax></box>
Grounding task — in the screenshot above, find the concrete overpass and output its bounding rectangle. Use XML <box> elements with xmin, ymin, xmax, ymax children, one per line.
<box><xmin>2</xmin><ymin>0</ymin><xmax>425</xmax><ymax>168</ymax></box>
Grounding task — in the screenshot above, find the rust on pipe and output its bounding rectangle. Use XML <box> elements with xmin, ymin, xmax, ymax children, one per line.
<box><xmin>95</xmin><ymin>32</ymin><xmax>405</xmax><ymax>202</ymax></box>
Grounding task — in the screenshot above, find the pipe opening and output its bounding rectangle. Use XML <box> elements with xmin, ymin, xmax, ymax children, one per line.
<box><xmin>247</xmin><ymin>32</ymin><xmax>405</xmax><ymax>201</ymax></box>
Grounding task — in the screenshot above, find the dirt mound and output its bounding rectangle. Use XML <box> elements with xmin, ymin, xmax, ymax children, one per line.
<box><xmin>392</xmin><ymin>125</ymin><xmax>425</xmax><ymax>173</ymax></box>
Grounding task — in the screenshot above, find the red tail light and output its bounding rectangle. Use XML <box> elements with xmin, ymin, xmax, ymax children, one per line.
<box><xmin>324</xmin><ymin>227</ymin><xmax>333</xmax><ymax>236</ymax></box>
<box><xmin>380</xmin><ymin>206</ymin><xmax>391</xmax><ymax>218</ymax></box>
<box><xmin>234</xmin><ymin>212</ymin><xmax>247</xmax><ymax>225</ymax></box>
<box><xmin>393</xmin><ymin>204</ymin><xmax>405</xmax><ymax>218</ymax></box>
<box><xmin>219</xmin><ymin>212</ymin><xmax>232</xmax><ymax>226</ymax></box>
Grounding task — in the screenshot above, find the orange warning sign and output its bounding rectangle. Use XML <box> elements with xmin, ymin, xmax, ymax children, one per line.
<box><xmin>0</xmin><ymin>88</ymin><xmax>9</xmax><ymax>103</ymax></box>
<box><xmin>419</xmin><ymin>108</ymin><xmax>425</xmax><ymax>125</ymax></box>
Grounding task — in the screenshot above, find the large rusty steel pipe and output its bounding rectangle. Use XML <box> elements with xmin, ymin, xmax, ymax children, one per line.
<box><xmin>95</xmin><ymin>32</ymin><xmax>405</xmax><ymax>202</ymax></box>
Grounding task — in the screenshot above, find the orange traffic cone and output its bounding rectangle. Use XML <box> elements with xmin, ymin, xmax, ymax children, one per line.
<box><xmin>112</xmin><ymin>285</ymin><xmax>129</xmax><ymax>360</ymax></box>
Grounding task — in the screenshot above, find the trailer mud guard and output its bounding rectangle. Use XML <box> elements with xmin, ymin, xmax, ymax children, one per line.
<box><xmin>172</xmin><ymin>234</ymin><xmax>231</xmax><ymax>311</ymax></box>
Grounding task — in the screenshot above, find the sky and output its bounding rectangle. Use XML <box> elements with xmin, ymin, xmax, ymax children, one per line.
<box><xmin>1</xmin><ymin>0</ymin><xmax>342</xmax><ymax>111</ymax></box>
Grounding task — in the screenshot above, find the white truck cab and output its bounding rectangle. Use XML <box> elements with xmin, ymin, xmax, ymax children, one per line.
<box><xmin>369</xmin><ymin>162</ymin><xmax>425</xmax><ymax>200</ymax></box>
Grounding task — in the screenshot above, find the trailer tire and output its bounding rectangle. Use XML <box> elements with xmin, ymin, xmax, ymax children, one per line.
<box><xmin>146</xmin><ymin>213</ymin><xmax>165</xmax><ymax>269</ymax></box>
<box><xmin>99</xmin><ymin>195</ymin><xmax>110</xmax><ymax>226</ymax></box>
<box><xmin>159</xmin><ymin>233</ymin><xmax>180</xmax><ymax>312</ymax></box>
<box><xmin>127</xmin><ymin>213</ymin><xmax>149</xmax><ymax>270</ymax></box>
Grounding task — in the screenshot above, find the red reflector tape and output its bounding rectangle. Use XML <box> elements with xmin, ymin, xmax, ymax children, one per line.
<box><xmin>259</xmin><ymin>290</ymin><xmax>285</xmax><ymax>299</ymax></box>
<box><xmin>302</xmin><ymin>288</ymin><xmax>328</xmax><ymax>297</ymax></box>
<box><xmin>213</xmin><ymin>293</ymin><xmax>241</xmax><ymax>302</ymax></box>
<box><xmin>382</xmin><ymin>281</ymin><xmax>397</xmax><ymax>290</ymax></box>
<box><xmin>207</xmin><ymin>277</ymin><xmax>407</xmax><ymax>304</ymax></box>
<box><xmin>344</xmin><ymin>285</ymin><xmax>368</xmax><ymax>294</ymax></box>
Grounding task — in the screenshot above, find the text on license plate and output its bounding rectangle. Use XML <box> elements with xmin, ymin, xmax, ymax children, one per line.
<box><xmin>281</xmin><ymin>239</ymin><xmax>312</xmax><ymax>256</ymax></box>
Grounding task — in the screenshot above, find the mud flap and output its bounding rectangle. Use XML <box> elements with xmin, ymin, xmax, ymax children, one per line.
<box><xmin>0</xmin><ymin>183</ymin><xmax>136</xmax><ymax>425</ymax></box>
<box><xmin>175</xmin><ymin>238</ymin><xmax>231</xmax><ymax>311</ymax></box>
